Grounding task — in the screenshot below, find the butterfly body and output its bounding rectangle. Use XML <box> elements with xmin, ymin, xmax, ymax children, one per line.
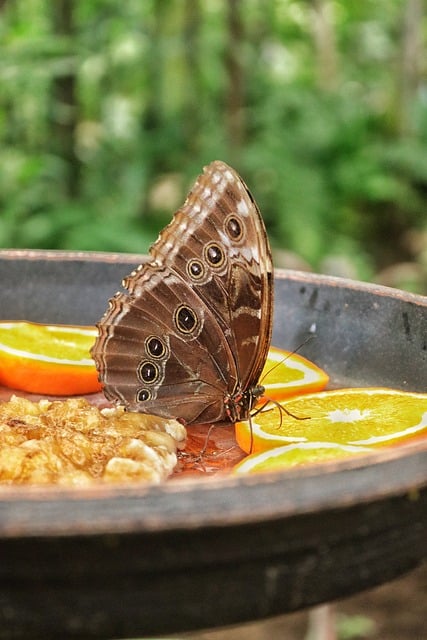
<box><xmin>91</xmin><ymin>161</ymin><xmax>273</xmax><ymax>425</ymax></box>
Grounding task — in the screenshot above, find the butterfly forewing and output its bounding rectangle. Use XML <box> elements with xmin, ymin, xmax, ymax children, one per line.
<box><xmin>92</xmin><ymin>161</ymin><xmax>273</xmax><ymax>424</ymax></box>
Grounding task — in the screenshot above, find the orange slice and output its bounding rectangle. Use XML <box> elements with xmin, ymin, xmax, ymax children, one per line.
<box><xmin>236</xmin><ymin>388</ymin><xmax>427</xmax><ymax>455</ymax></box>
<box><xmin>234</xmin><ymin>442</ymin><xmax>373</xmax><ymax>474</ymax></box>
<box><xmin>260</xmin><ymin>346</ymin><xmax>329</xmax><ymax>401</ymax></box>
<box><xmin>0</xmin><ymin>322</ymin><xmax>102</xmax><ymax>395</ymax></box>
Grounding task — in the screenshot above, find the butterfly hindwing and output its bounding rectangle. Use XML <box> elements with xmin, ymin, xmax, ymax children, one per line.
<box><xmin>92</xmin><ymin>161</ymin><xmax>273</xmax><ymax>424</ymax></box>
<box><xmin>95</xmin><ymin>267</ymin><xmax>238</xmax><ymax>423</ymax></box>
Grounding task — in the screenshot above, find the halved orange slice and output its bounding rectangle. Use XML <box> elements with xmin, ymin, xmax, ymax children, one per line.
<box><xmin>0</xmin><ymin>322</ymin><xmax>102</xmax><ymax>395</ymax></box>
<box><xmin>236</xmin><ymin>387</ymin><xmax>427</xmax><ymax>455</ymax></box>
<box><xmin>234</xmin><ymin>442</ymin><xmax>373</xmax><ymax>474</ymax></box>
<box><xmin>259</xmin><ymin>346</ymin><xmax>329</xmax><ymax>401</ymax></box>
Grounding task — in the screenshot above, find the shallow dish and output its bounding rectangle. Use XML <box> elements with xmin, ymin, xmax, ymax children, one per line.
<box><xmin>0</xmin><ymin>249</ymin><xmax>426</xmax><ymax>640</ymax></box>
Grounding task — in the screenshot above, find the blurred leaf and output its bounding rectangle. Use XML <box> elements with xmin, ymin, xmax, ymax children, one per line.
<box><xmin>0</xmin><ymin>0</ymin><xmax>426</xmax><ymax>286</ymax></box>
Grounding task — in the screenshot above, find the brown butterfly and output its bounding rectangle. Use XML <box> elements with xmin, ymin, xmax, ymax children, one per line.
<box><xmin>91</xmin><ymin>161</ymin><xmax>273</xmax><ymax>425</ymax></box>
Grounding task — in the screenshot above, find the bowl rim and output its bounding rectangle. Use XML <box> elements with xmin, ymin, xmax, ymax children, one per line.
<box><xmin>1</xmin><ymin>246</ymin><xmax>426</xmax><ymax>306</ymax></box>
<box><xmin>0</xmin><ymin>248</ymin><xmax>425</xmax><ymax>539</ymax></box>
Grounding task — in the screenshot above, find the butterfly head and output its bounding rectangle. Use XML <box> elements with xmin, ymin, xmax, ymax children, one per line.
<box><xmin>224</xmin><ymin>384</ymin><xmax>265</xmax><ymax>422</ymax></box>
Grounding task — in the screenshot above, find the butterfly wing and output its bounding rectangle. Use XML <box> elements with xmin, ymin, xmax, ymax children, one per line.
<box><xmin>91</xmin><ymin>161</ymin><xmax>273</xmax><ymax>424</ymax></box>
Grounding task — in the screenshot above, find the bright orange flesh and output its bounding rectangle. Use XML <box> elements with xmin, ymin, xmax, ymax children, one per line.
<box><xmin>235</xmin><ymin>388</ymin><xmax>427</xmax><ymax>463</ymax></box>
<box><xmin>0</xmin><ymin>322</ymin><xmax>101</xmax><ymax>395</ymax></box>
<box><xmin>233</xmin><ymin>442</ymin><xmax>373</xmax><ymax>474</ymax></box>
<box><xmin>259</xmin><ymin>346</ymin><xmax>329</xmax><ymax>400</ymax></box>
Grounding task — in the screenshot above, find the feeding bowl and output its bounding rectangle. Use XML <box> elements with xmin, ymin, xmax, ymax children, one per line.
<box><xmin>0</xmin><ymin>249</ymin><xmax>425</xmax><ymax>640</ymax></box>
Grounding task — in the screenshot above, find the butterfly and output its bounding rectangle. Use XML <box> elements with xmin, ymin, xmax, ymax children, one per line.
<box><xmin>91</xmin><ymin>160</ymin><xmax>273</xmax><ymax>425</ymax></box>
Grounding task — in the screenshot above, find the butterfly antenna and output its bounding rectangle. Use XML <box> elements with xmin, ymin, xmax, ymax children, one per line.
<box><xmin>259</xmin><ymin>335</ymin><xmax>316</xmax><ymax>384</ymax></box>
<box><xmin>251</xmin><ymin>396</ymin><xmax>311</xmax><ymax>430</ymax></box>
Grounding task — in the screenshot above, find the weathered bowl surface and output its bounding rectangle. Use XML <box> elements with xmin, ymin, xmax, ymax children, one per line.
<box><xmin>0</xmin><ymin>249</ymin><xmax>425</xmax><ymax>640</ymax></box>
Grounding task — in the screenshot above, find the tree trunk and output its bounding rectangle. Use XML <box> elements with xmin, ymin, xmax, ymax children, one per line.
<box><xmin>225</xmin><ymin>0</ymin><xmax>245</xmax><ymax>157</ymax></box>
<box><xmin>310</xmin><ymin>0</ymin><xmax>339</xmax><ymax>91</ymax></box>
<box><xmin>51</xmin><ymin>0</ymin><xmax>80</xmax><ymax>198</ymax></box>
<box><xmin>395</xmin><ymin>0</ymin><xmax>423</xmax><ymax>136</ymax></box>
<box><xmin>182</xmin><ymin>0</ymin><xmax>202</xmax><ymax>154</ymax></box>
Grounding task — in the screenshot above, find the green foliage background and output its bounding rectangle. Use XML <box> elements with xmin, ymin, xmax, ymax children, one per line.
<box><xmin>1</xmin><ymin>0</ymin><xmax>427</xmax><ymax>290</ymax></box>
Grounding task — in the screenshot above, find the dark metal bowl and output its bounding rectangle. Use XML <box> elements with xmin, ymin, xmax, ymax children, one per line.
<box><xmin>0</xmin><ymin>249</ymin><xmax>426</xmax><ymax>640</ymax></box>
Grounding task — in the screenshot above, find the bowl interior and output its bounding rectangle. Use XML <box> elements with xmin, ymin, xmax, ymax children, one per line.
<box><xmin>1</xmin><ymin>250</ymin><xmax>425</xmax><ymax>391</ymax></box>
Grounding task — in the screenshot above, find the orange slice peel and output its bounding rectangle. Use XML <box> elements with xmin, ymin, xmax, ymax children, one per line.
<box><xmin>0</xmin><ymin>322</ymin><xmax>101</xmax><ymax>395</ymax></box>
<box><xmin>236</xmin><ymin>387</ymin><xmax>427</xmax><ymax>459</ymax></box>
<box><xmin>259</xmin><ymin>346</ymin><xmax>329</xmax><ymax>400</ymax></box>
<box><xmin>233</xmin><ymin>441</ymin><xmax>373</xmax><ymax>474</ymax></box>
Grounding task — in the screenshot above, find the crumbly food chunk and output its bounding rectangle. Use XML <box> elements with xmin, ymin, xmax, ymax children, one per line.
<box><xmin>0</xmin><ymin>396</ymin><xmax>186</xmax><ymax>486</ymax></box>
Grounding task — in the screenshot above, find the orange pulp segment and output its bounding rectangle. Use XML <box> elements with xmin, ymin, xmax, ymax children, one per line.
<box><xmin>235</xmin><ymin>387</ymin><xmax>427</xmax><ymax>455</ymax></box>
<box><xmin>0</xmin><ymin>322</ymin><xmax>102</xmax><ymax>395</ymax></box>
<box><xmin>259</xmin><ymin>346</ymin><xmax>329</xmax><ymax>401</ymax></box>
<box><xmin>233</xmin><ymin>442</ymin><xmax>373</xmax><ymax>474</ymax></box>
